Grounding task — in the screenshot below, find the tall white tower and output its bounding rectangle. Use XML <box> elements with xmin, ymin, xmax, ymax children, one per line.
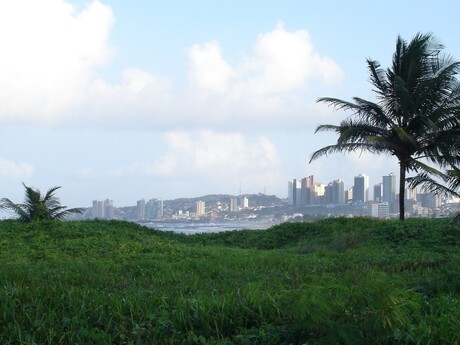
<box><xmin>196</xmin><ymin>200</ymin><xmax>205</xmax><ymax>216</ymax></box>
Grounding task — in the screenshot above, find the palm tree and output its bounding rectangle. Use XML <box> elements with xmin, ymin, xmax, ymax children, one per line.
<box><xmin>0</xmin><ymin>183</ymin><xmax>84</xmax><ymax>222</ymax></box>
<box><xmin>310</xmin><ymin>33</ymin><xmax>460</xmax><ymax>220</ymax></box>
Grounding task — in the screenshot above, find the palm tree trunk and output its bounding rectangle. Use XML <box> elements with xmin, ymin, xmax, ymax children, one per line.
<box><xmin>399</xmin><ymin>162</ymin><xmax>406</xmax><ymax>221</ymax></box>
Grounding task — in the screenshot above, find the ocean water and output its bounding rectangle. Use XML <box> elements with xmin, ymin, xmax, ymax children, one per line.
<box><xmin>141</xmin><ymin>220</ymin><xmax>276</xmax><ymax>235</ymax></box>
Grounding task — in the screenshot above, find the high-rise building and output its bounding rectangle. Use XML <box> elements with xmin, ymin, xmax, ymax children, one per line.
<box><xmin>382</xmin><ymin>173</ymin><xmax>396</xmax><ymax>203</ymax></box>
<box><xmin>291</xmin><ymin>179</ymin><xmax>301</xmax><ymax>206</ymax></box>
<box><xmin>373</xmin><ymin>183</ymin><xmax>383</xmax><ymax>202</ymax></box>
<box><xmin>137</xmin><ymin>199</ymin><xmax>145</xmax><ymax>220</ymax></box>
<box><xmin>332</xmin><ymin>179</ymin><xmax>345</xmax><ymax>204</ymax></box>
<box><xmin>406</xmin><ymin>187</ymin><xmax>417</xmax><ymax>200</ymax></box>
<box><xmin>92</xmin><ymin>200</ymin><xmax>105</xmax><ymax>219</ymax></box>
<box><xmin>288</xmin><ymin>175</ymin><xmax>315</xmax><ymax>205</ymax></box>
<box><xmin>92</xmin><ymin>199</ymin><xmax>114</xmax><ymax>219</ymax></box>
<box><xmin>324</xmin><ymin>183</ymin><xmax>333</xmax><ymax>204</ymax></box>
<box><xmin>313</xmin><ymin>183</ymin><xmax>325</xmax><ymax>204</ymax></box>
<box><xmin>146</xmin><ymin>199</ymin><xmax>156</xmax><ymax>219</ymax></box>
<box><xmin>300</xmin><ymin>175</ymin><xmax>314</xmax><ymax>205</ymax></box>
<box><xmin>104</xmin><ymin>199</ymin><xmax>114</xmax><ymax>219</ymax></box>
<box><xmin>230</xmin><ymin>197</ymin><xmax>239</xmax><ymax>211</ymax></box>
<box><xmin>242</xmin><ymin>196</ymin><xmax>249</xmax><ymax>209</ymax></box>
<box><xmin>156</xmin><ymin>199</ymin><xmax>164</xmax><ymax>218</ymax></box>
<box><xmin>353</xmin><ymin>174</ymin><xmax>369</xmax><ymax>203</ymax></box>
<box><xmin>325</xmin><ymin>179</ymin><xmax>345</xmax><ymax>204</ymax></box>
<box><xmin>146</xmin><ymin>199</ymin><xmax>163</xmax><ymax>219</ymax></box>
<box><xmin>417</xmin><ymin>192</ymin><xmax>441</xmax><ymax>209</ymax></box>
<box><xmin>292</xmin><ymin>179</ymin><xmax>298</xmax><ymax>206</ymax></box>
<box><xmin>196</xmin><ymin>200</ymin><xmax>205</xmax><ymax>216</ymax></box>
<box><xmin>345</xmin><ymin>188</ymin><xmax>353</xmax><ymax>203</ymax></box>
<box><xmin>287</xmin><ymin>181</ymin><xmax>293</xmax><ymax>205</ymax></box>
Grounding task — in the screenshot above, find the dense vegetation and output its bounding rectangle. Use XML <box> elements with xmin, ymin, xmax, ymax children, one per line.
<box><xmin>0</xmin><ymin>218</ymin><xmax>459</xmax><ymax>344</ymax></box>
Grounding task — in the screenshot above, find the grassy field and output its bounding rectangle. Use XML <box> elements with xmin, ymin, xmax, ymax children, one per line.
<box><xmin>0</xmin><ymin>217</ymin><xmax>459</xmax><ymax>344</ymax></box>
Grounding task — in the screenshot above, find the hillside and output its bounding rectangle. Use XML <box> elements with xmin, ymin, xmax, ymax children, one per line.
<box><xmin>83</xmin><ymin>193</ymin><xmax>285</xmax><ymax>221</ymax></box>
<box><xmin>0</xmin><ymin>218</ymin><xmax>459</xmax><ymax>344</ymax></box>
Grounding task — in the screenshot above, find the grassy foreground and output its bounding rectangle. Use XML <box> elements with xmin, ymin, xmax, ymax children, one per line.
<box><xmin>0</xmin><ymin>218</ymin><xmax>459</xmax><ymax>344</ymax></box>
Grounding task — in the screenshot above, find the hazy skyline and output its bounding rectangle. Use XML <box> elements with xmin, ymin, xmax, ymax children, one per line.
<box><xmin>0</xmin><ymin>0</ymin><xmax>459</xmax><ymax>207</ymax></box>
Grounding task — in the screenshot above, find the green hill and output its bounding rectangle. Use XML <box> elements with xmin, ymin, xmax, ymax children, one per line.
<box><xmin>0</xmin><ymin>218</ymin><xmax>459</xmax><ymax>344</ymax></box>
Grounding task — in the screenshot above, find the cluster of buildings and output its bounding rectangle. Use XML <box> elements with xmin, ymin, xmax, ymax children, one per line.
<box><xmin>288</xmin><ymin>173</ymin><xmax>444</xmax><ymax>218</ymax></box>
<box><xmin>135</xmin><ymin>199</ymin><xmax>164</xmax><ymax>220</ymax></box>
<box><xmin>169</xmin><ymin>196</ymin><xmax>250</xmax><ymax>220</ymax></box>
<box><xmin>91</xmin><ymin>198</ymin><xmax>164</xmax><ymax>220</ymax></box>
<box><xmin>91</xmin><ymin>199</ymin><xmax>115</xmax><ymax>219</ymax></box>
<box><xmin>88</xmin><ymin>172</ymin><xmax>454</xmax><ymax>222</ymax></box>
<box><xmin>89</xmin><ymin>196</ymin><xmax>252</xmax><ymax>221</ymax></box>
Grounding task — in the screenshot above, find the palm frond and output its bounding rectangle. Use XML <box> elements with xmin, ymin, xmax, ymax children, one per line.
<box><xmin>310</xmin><ymin>143</ymin><xmax>376</xmax><ymax>162</ymax></box>
<box><xmin>409</xmin><ymin>160</ymin><xmax>445</xmax><ymax>176</ymax></box>
<box><xmin>408</xmin><ymin>172</ymin><xmax>459</xmax><ymax>198</ymax></box>
<box><xmin>314</xmin><ymin>124</ymin><xmax>341</xmax><ymax>134</ymax></box>
<box><xmin>52</xmin><ymin>207</ymin><xmax>85</xmax><ymax>221</ymax></box>
<box><xmin>43</xmin><ymin>186</ymin><xmax>61</xmax><ymax>202</ymax></box>
<box><xmin>367</xmin><ymin>59</ymin><xmax>390</xmax><ymax>98</ymax></box>
<box><xmin>352</xmin><ymin>98</ymin><xmax>392</xmax><ymax>128</ymax></box>
<box><xmin>445</xmin><ymin>166</ymin><xmax>460</xmax><ymax>191</ymax></box>
<box><xmin>0</xmin><ymin>198</ymin><xmax>31</xmax><ymax>222</ymax></box>
<box><xmin>316</xmin><ymin>97</ymin><xmax>362</xmax><ymax>112</ymax></box>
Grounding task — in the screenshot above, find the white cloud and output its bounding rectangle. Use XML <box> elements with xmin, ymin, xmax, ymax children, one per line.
<box><xmin>349</xmin><ymin>151</ymin><xmax>395</xmax><ymax>175</ymax></box>
<box><xmin>94</xmin><ymin>27</ymin><xmax>333</xmax><ymax>128</ymax></box>
<box><xmin>0</xmin><ymin>0</ymin><xmax>114</xmax><ymax>124</ymax></box>
<box><xmin>0</xmin><ymin>158</ymin><xmax>34</xmax><ymax>178</ymax></box>
<box><xmin>188</xmin><ymin>42</ymin><xmax>233</xmax><ymax>93</ymax></box>
<box><xmin>188</xmin><ymin>22</ymin><xmax>343</xmax><ymax>98</ymax></box>
<box><xmin>91</xmin><ymin>130</ymin><xmax>287</xmax><ymax>197</ymax></box>
<box><xmin>0</xmin><ymin>1</ymin><xmax>343</xmax><ymax>130</ymax></box>
<box><xmin>102</xmin><ymin>130</ymin><xmax>280</xmax><ymax>179</ymax></box>
<box><xmin>86</xmin><ymin>67</ymin><xmax>175</xmax><ymax>124</ymax></box>
<box><xmin>239</xmin><ymin>22</ymin><xmax>343</xmax><ymax>93</ymax></box>
<box><xmin>184</xmin><ymin>23</ymin><xmax>344</xmax><ymax>125</ymax></box>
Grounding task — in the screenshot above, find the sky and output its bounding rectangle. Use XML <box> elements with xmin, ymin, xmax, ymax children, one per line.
<box><xmin>0</xmin><ymin>0</ymin><xmax>459</xmax><ymax>208</ymax></box>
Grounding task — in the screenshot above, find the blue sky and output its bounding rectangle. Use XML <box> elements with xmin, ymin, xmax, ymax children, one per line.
<box><xmin>0</xmin><ymin>0</ymin><xmax>459</xmax><ymax>208</ymax></box>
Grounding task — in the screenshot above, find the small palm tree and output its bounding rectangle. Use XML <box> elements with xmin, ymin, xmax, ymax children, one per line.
<box><xmin>0</xmin><ymin>183</ymin><xmax>84</xmax><ymax>222</ymax></box>
<box><xmin>310</xmin><ymin>33</ymin><xmax>460</xmax><ymax>220</ymax></box>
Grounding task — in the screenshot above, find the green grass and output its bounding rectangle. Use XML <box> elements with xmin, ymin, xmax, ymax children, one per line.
<box><xmin>0</xmin><ymin>217</ymin><xmax>459</xmax><ymax>344</ymax></box>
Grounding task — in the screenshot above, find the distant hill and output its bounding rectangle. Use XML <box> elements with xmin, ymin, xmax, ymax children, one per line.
<box><xmin>165</xmin><ymin>193</ymin><xmax>284</xmax><ymax>209</ymax></box>
<box><xmin>79</xmin><ymin>193</ymin><xmax>286</xmax><ymax>221</ymax></box>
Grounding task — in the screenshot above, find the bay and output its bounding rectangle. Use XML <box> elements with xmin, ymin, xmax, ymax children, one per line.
<box><xmin>140</xmin><ymin>220</ymin><xmax>277</xmax><ymax>235</ymax></box>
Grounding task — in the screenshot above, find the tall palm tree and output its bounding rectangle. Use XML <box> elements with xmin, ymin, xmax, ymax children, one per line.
<box><xmin>0</xmin><ymin>183</ymin><xmax>84</xmax><ymax>222</ymax></box>
<box><xmin>310</xmin><ymin>33</ymin><xmax>460</xmax><ymax>220</ymax></box>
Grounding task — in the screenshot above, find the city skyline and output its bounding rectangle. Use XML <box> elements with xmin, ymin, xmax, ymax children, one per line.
<box><xmin>286</xmin><ymin>172</ymin><xmax>446</xmax><ymax>219</ymax></box>
<box><xmin>87</xmin><ymin>170</ymin><xmax>398</xmax><ymax>209</ymax></box>
<box><xmin>0</xmin><ymin>1</ymin><xmax>458</xmax><ymax>207</ymax></box>
<box><xmin>288</xmin><ymin>172</ymin><xmax>399</xmax><ymax>205</ymax></box>
<box><xmin>82</xmin><ymin>163</ymin><xmax>450</xmax><ymax>210</ymax></box>
<box><xmin>84</xmin><ymin>176</ymin><xmax>448</xmax><ymax>222</ymax></box>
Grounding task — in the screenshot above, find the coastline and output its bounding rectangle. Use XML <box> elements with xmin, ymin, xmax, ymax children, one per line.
<box><xmin>140</xmin><ymin>220</ymin><xmax>278</xmax><ymax>234</ymax></box>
